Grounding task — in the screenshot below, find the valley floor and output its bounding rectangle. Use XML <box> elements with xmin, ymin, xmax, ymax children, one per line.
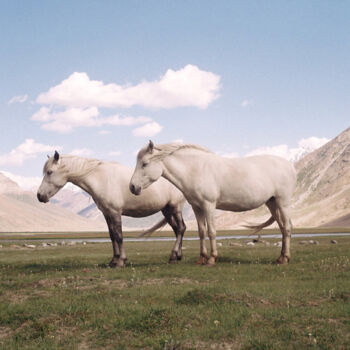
<box><xmin>0</xmin><ymin>236</ymin><xmax>349</xmax><ymax>349</ymax></box>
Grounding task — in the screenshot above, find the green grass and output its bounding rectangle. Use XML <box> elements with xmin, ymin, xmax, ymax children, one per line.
<box><xmin>0</xmin><ymin>236</ymin><xmax>349</xmax><ymax>349</ymax></box>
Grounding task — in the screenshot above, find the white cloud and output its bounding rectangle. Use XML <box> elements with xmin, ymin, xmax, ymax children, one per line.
<box><xmin>241</xmin><ymin>99</ymin><xmax>252</xmax><ymax>108</ymax></box>
<box><xmin>0</xmin><ymin>139</ymin><xmax>62</xmax><ymax>166</ymax></box>
<box><xmin>108</xmin><ymin>151</ymin><xmax>122</xmax><ymax>157</ymax></box>
<box><xmin>98</xmin><ymin>130</ymin><xmax>111</xmax><ymax>135</ymax></box>
<box><xmin>36</xmin><ymin>65</ymin><xmax>220</xmax><ymax>110</ymax></box>
<box><xmin>102</xmin><ymin>115</ymin><xmax>151</xmax><ymax>126</ymax></box>
<box><xmin>8</xmin><ymin>94</ymin><xmax>28</xmax><ymax>104</ymax></box>
<box><xmin>1</xmin><ymin>171</ymin><xmax>41</xmax><ymax>191</ymax></box>
<box><xmin>246</xmin><ymin>136</ymin><xmax>330</xmax><ymax>162</ymax></box>
<box><xmin>31</xmin><ymin>107</ymin><xmax>152</xmax><ymax>133</ymax></box>
<box><xmin>70</xmin><ymin>148</ymin><xmax>94</xmax><ymax>156</ymax></box>
<box><xmin>132</xmin><ymin>122</ymin><xmax>163</xmax><ymax>137</ymax></box>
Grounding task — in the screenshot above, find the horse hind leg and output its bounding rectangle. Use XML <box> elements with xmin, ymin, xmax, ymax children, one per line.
<box><xmin>267</xmin><ymin>198</ymin><xmax>292</xmax><ymax>264</ymax></box>
<box><xmin>173</xmin><ymin>210</ymin><xmax>186</xmax><ymax>261</ymax></box>
<box><xmin>162</xmin><ymin>206</ymin><xmax>186</xmax><ymax>263</ymax></box>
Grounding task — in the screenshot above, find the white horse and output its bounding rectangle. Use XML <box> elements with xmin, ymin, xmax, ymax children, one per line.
<box><xmin>130</xmin><ymin>141</ymin><xmax>296</xmax><ymax>266</ymax></box>
<box><xmin>37</xmin><ymin>151</ymin><xmax>186</xmax><ymax>267</ymax></box>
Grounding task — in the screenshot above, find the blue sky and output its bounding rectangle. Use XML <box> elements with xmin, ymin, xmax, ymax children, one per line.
<box><xmin>0</xmin><ymin>1</ymin><xmax>349</xmax><ymax>187</ymax></box>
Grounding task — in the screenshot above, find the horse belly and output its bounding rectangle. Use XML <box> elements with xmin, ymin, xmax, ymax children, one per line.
<box><xmin>216</xmin><ymin>199</ymin><xmax>266</xmax><ymax>212</ymax></box>
<box><xmin>217</xmin><ymin>187</ymin><xmax>273</xmax><ymax>212</ymax></box>
<box><xmin>122</xmin><ymin>207</ymin><xmax>161</xmax><ymax>218</ymax></box>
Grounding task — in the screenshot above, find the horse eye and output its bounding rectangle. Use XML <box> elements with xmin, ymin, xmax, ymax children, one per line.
<box><xmin>142</xmin><ymin>162</ymin><xmax>148</xmax><ymax>168</ymax></box>
<box><xmin>47</xmin><ymin>170</ymin><xmax>53</xmax><ymax>176</ymax></box>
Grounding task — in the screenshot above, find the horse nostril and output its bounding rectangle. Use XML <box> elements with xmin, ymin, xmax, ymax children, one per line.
<box><xmin>130</xmin><ymin>183</ymin><xmax>135</xmax><ymax>194</ymax></box>
<box><xmin>37</xmin><ymin>193</ymin><xmax>42</xmax><ymax>202</ymax></box>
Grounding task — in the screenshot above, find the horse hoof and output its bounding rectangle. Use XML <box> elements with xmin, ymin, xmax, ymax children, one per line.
<box><xmin>275</xmin><ymin>256</ymin><xmax>290</xmax><ymax>265</ymax></box>
<box><xmin>168</xmin><ymin>258</ymin><xmax>177</xmax><ymax>264</ymax></box>
<box><xmin>177</xmin><ymin>255</ymin><xmax>182</xmax><ymax>261</ymax></box>
<box><xmin>196</xmin><ymin>256</ymin><xmax>208</xmax><ymax>265</ymax></box>
<box><xmin>109</xmin><ymin>261</ymin><xmax>118</xmax><ymax>268</ymax></box>
<box><xmin>206</xmin><ymin>257</ymin><xmax>218</xmax><ymax>266</ymax></box>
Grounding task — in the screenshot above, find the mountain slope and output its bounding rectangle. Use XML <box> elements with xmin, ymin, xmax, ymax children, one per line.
<box><xmin>0</xmin><ymin>173</ymin><xmax>107</xmax><ymax>232</ymax></box>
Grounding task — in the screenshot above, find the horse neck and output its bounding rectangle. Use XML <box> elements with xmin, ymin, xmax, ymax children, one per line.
<box><xmin>63</xmin><ymin>157</ymin><xmax>100</xmax><ymax>197</ymax></box>
<box><xmin>161</xmin><ymin>151</ymin><xmax>198</xmax><ymax>193</ymax></box>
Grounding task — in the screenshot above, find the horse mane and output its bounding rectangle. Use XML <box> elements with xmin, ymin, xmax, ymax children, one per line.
<box><xmin>150</xmin><ymin>143</ymin><xmax>211</xmax><ymax>161</ymax></box>
<box><xmin>43</xmin><ymin>155</ymin><xmax>103</xmax><ymax>180</ymax></box>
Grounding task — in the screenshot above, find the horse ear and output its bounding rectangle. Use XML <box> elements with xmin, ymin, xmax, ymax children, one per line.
<box><xmin>148</xmin><ymin>140</ymin><xmax>154</xmax><ymax>154</ymax></box>
<box><xmin>47</xmin><ymin>154</ymin><xmax>50</xmax><ymax>159</ymax></box>
<box><xmin>54</xmin><ymin>150</ymin><xmax>60</xmax><ymax>162</ymax></box>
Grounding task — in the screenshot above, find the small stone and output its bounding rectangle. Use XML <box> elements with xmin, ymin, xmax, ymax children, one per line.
<box><xmin>67</xmin><ymin>242</ymin><xmax>76</xmax><ymax>246</ymax></box>
<box><xmin>330</xmin><ymin>240</ymin><xmax>338</xmax><ymax>244</ymax></box>
<box><xmin>47</xmin><ymin>242</ymin><xmax>58</xmax><ymax>247</ymax></box>
<box><xmin>82</xmin><ymin>241</ymin><xmax>87</xmax><ymax>245</ymax></box>
<box><xmin>299</xmin><ymin>240</ymin><xmax>308</xmax><ymax>245</ymax></box>
<box><xmin>10</xmin><ymin>244</ymin><xmax>21</xmax><ymax>249</ymax></box>
<box><xmin>0</xmin><ymin>244</ymin><xmax>3</xmax><ymax>248</ymax></box>
<box><xmin>309</xmin><ymin>240</ymin><xmax>319</xmax><ymax>245</ymax></box>
<box><xmin>217</xmin><ymin>242</ymin><xmax>223</xmax><ymax>247</ymax></box>
<box><xmin>229</xmin><ymin>242</ymin><xmax>242</xmax><ymax>247</ymax></box>
<box><xmin>42</xmin><ymin>243</ymin><xmax>48</xmax><ymax>247</ymax></box>
<box><xmin>274</xmin><ymin>241</ymin><xmax>282</xmax><ymax>247</ymax></box>
<box><xmin>24</xmin><ymin>244</ymin><xmax>36</xmax><ymax>249</ymax></box>
<box><xmin>246</xmin><ymin>241</ymin><xmax>255</xmax><ymax>246</ymax></box>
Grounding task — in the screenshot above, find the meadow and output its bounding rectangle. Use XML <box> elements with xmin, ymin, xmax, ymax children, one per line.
<box><xmin>0</xmin><ymin>235</ymin><xmax>349</xmax><ymax>349</ymax></box>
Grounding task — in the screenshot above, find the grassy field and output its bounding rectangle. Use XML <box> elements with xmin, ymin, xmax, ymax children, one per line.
<box><xmin>0</xmin><ymin>235</ymin><xmax>349</xmax><ymax>349</ymax></box>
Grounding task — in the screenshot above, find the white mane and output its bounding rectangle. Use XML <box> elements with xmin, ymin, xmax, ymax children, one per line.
<box><xmin>150</xmin><ymin>143</ymin><xmax>211</xmax><ymax>161</ymax></box>
<box><xmin>44</xmin><ymin>155</ymin><xmax>103</xmax><ymax>180</ymax></box>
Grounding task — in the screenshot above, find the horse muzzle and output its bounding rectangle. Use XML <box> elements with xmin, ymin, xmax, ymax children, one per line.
<box><xmin>37</xmin><ymin>192</ymin><xmax>49</xmax><ymax>203</ymax></box>
<box><xmin>129</xmin><ymin>183</ymin><xmax>141</xmax><ymax>196</ymax></box>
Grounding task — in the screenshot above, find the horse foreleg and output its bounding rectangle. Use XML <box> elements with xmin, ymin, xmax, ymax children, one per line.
<box><xmin>193</xmin><ymin>206</ymin><xmax>208</xmax><ymax>265</ymax></box>
<box><xmin>104</xmin><ymin>214</ymin><xmax>120</xmax><ymax>267</ymax></box>
<box><xmin>105</xmin><ymin>213</ymin><xmax>127</xmax><ymax>267</ymax></box>
<box><xmin>204</xmin><ymin>204</ymin><xmax>218</xmax><ymax>266</ymax></box>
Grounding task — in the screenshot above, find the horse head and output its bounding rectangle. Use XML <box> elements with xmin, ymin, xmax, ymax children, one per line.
<box><xmin>37</xmin><ymin>151</ymin><xmax>68</xmax><ymax>203</ymax></box>
<box><xmin>130</xmin><ymin>140</ymin><xmax>163</xmax><ymax>195</ymax></box>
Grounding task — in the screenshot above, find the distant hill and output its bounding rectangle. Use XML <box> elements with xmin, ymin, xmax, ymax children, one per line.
<box><xmin>0</xmin><ymin>173</ymin><xmax>106</xmax><ymax>232</ymax></box>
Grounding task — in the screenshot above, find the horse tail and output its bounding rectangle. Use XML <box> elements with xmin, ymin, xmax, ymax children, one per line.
<box><xmin>243</xmin><ymin>216</ymin><xmax>275</xmax><ymax>235</ymax></box>
<box><xmin>138</xmin><ymin>217</ymin><xmax>168</xmax><ymax>238</ymax></box>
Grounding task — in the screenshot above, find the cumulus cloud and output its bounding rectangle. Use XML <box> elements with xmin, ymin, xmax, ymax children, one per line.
<box><xmin>0</xmin><ymin>139</ymin><xmax>62</xmax><ymax>166</ymax></box>
<box><xmin>32</xmin><ymin>65</ymin><xmax>218</xmax><ymax>137</ymax></box>
<box><xmin>8</xmin><ymin>94</ymin><xmax>28</xmax><ymax>104</ymax></box>
<box><xmin>70</xmin><ymin>148</ymin><xmax>94</xmax><ymax>156</ymax></box>
<box><xmin>246</xmin><ymin>136</ymin><xmax>330</xmax><ymax>162</ymax></box>
<box><xmin>31</xmin><ymin>106</ymin><xmax>152</xmax><ymax>133</ymax></box>
<box><xmin>132</xmin><ymin>122</ymin><xmax>163</xmax><ymax>137</ymax></box>
<box><xmin>36</xmin><ymin>65</ymin><xmax>220</xmax><ymax>110</ymax></box>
